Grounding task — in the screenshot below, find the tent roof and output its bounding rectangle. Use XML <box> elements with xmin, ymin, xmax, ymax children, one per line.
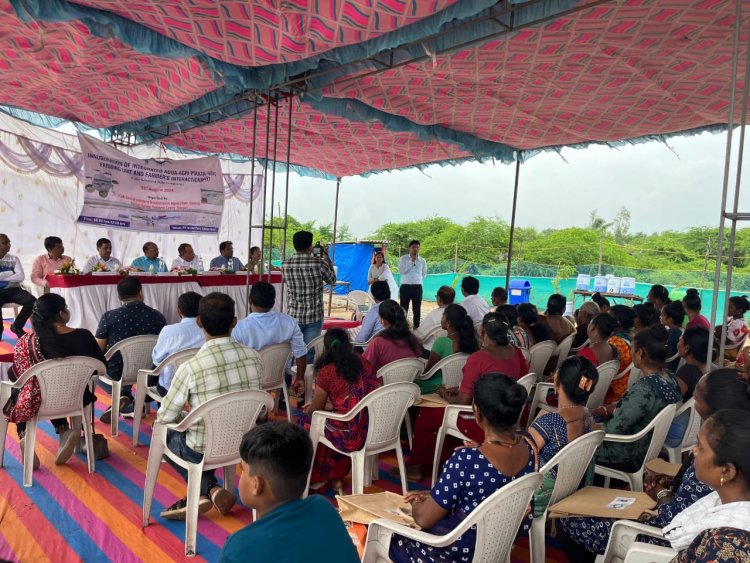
<box><xmin>1</xmin><ymin>0</ymin><xmax>748</xmax><ymax>177</ymax></box>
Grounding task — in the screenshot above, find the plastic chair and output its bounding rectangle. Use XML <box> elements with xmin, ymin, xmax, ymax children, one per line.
<box><xmin>306</xmin><ymin>382</ymin><xmax>419</xmax><ymax>495</ymax></box>
<box><xmin>553</xmin><ymin>333</ymin><xmax>576</xmax><ymax>371</ymax></box>
<box><xmin>142</xmin><ymin>389</ymin><xmax>274</xmax><ymax>557</ymax></box>
<box><xmin>133</xmin><ymin>347</ymin><xmax>199</xmax><ymax>447</ymax></box>
<box><xmin>431</xmin><ymin>404</ymin><xmax>473</xmax><ymax>486</ymax></box>
<box><xmin>516</xmin><ymin>372</ymin><xmax>537</xmax><ymax>397</ymax></box>
<box><xmin>378</xmin><ymin>358</ymin><xmax>424</xmax><ymax>448</ymax></box>
<box><xmin>286</xmin><ymin>334</ymin><xmax>325</xmax><ymax>402</ymax></box>
<box><xmin>627</xmin><ymin>364</ymin><xmax>644</xmax><ymax>389</ymax></box>
<box><xmin>0</xmin><ymin>356</ymin><xmax>106</xmax><ymax>487</ymax></box>
<box><xmin>622</xmin><ymin>544</ymin><xmax>675</xmax><ymax>563</ymax></box>
<box><xmin>348</xmin><ymin>290</ymin><xmax>372</xmax><ymax>317</ymax></box>
<box><xmin>258</xmin><ymin>342</ymin><xmax>293</xmax><ymax>421</ymax></box>
<box><xmin>598</xmin><ymin>519</ymin><xmax>665</xmax><ymax>563</ymax></box>
<box><xmin>99</xmin><ymin>334</ymin><xmax>158</xmax><ymax>437</ymax></box>
<box><xmin>362</xmin><ymin>472</ymin><xmax>543</xmax><ymax>563</ymax></box>
<box><xmin>417</xmin><ymin>353</ymin><xmax>469</xmax><ymax>389</ymax></box>
<box><xmin>419</xmin><ymin>324</ymin><xmax>448</xmax><ymax>351</ymax></box>
<box><xmin>569</xmin><ymin>338</ymin><xmax>590</xmax><ymax>354</ymax></box>
<box><xmin>528</xmin><ymin>340</ymin><xmax>556</xmax><ymax>377</ymax></box>
<box><xmin>665</xmin><ymin>398</ymin><xmax>700</xmax><ymax>463</ymax></box>
<box><xmin>595</xmin><ymin>403</ymin><xmax>677</xmax><ymax>492</ymax></box>
<box><xmin>529</xmin><ymin>430</ymin><xmax>605</xmax><ymax>563</ymax></box>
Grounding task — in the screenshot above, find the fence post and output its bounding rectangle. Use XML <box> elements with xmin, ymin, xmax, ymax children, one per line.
<box><xmin>454</xmin><ymin>242</ymin><xmax>458</xmax><ymax>273</ymax></box>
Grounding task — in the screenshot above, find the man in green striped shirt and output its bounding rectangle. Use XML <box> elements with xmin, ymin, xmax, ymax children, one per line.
<box><xmin>157</xmin><ymin>292</ymin><xmax>263</xmax><ymax>520</ymax></box>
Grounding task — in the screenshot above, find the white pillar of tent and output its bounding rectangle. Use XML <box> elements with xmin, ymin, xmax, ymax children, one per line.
<box><xmin>505</xmin><ymin>157</ymin><xmax>521</xmax><ymax>290</ymax></box>
<box><xmin>708</xmin><ymin>0</ymin><xmax>750</xmax><ymax>364</ymax></box>
<box><xmin>327</xmin><ymin>177</ymin><xmax>341</xmax><ymax>316</ymax></box>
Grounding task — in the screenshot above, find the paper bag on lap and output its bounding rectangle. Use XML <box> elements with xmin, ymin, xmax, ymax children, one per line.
<box><xmin>549</xmin><ymin>486</ymin><xmax>657</xmax><ymax>521</ymax></box>
<box><xmin>337</xmin><ymin>491</ymin><xmax>419</xmax><ymax>528</ymax></box>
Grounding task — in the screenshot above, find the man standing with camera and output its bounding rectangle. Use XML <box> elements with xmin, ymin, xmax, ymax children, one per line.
<box><xmin>281</xmin><ymin>231</ymin><xmax>336</xmax><ymax>347</ymax></box>
<box><xmin>398</xmin><ymin>239</ymin><xmax>428</xmax><ymax>328</ymax></box>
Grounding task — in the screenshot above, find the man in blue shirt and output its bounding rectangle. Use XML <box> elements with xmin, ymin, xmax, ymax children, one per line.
<box><xmin>150</xmin><ymin>291</ymin><xmax>205</xmax><ymax>396</ymax></box>
<box><xmin>219</xmin><ymin>422</ymin><xmax>359</xmax><ymax>563</ymax></box>
<box><xmin>232</xmin><ymin>282</ymin><xmax>307</xmax><ymax>381</ymax></box>
<box><xmin>131</xmin><ymin>241</ymin><xmax>166</xmax><ymax>272</ymax></box>
<box><xmin>355</xmin><ymin>280</ymin><xmax>390</xmax><ymax>344</ymax></box>
<box><xmin>209</xmin><ymin>240</ymin><xmax>243</xmax><ymax>272</ymax></box>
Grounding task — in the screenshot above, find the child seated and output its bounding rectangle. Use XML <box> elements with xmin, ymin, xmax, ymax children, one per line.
<box><xmin>220</xmin><ymin>422</ymin><xmax>359</xmax><ymax>563</ymax></box>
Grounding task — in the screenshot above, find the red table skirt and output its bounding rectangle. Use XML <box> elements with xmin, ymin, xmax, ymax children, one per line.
<box><xmin>322</xmin><ymin>319</ymin><xmax>362</xmax><ymax>330</ymax></box>
<box><xmin>47</xmin><ymin>273</ymin><xmax>283</xmax><ymax>288</ymax></box>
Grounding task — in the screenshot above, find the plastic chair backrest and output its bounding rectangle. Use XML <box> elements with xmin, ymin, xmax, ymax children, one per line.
<box><xmin>34</xmin><ymin>357</ymin><xmax>106</xmax><ymax>418</ymax></box>
<box><xmin>362</xmin><ymin>382</ymin><xmax>419</xmax><ymax>452</ymax></box>
<box><xmin>307</xmin><ymin>334</ymin><xmax>325</xmax><ymax>356</ymax></box>
<box><xmin>641</xmin><ymin>404</ymin><xmax>678</xmax><ymax>467</ymax></box>
<box><xmin>516</xmin><ymin>372</ymin><xmax>536</xmax><ymax>396</ymax></box>
<box><xmin>529</xmin><ymin>340</ymin><xmax>556</xmax><ymax>376</ymax></box>
<box><xmin>554</xmin><ymin>333</ymin><xmax>576</xmax><ymax>371</ymax></box>
<box><xmin>258</xmin><ymin>342</ymin><xmax>292</xmax><ymax>389</ymax></box>
<box><xmin>454</xmin><ymin>472</ymin><xmax>543</xmax><ymax>563</ymax></box>
<box><xmin>377</xmin><ymin>358</ymin><xmax>424</xmax><ymax>386</ymax></box>
<box><xmin>424</xmin><ymin>353</ymin><xmax>470</xmax><ymax>388</ymax></box>
<box><xmin>348</xmin><ymin>290</ymin><xmax>372</xmax><ymax>309</ymax></box>
<box><xmin>419</xmin><ymin>324</ymin><xmax>448</xmax><ymax>346</ymax></box>
<box><xmin>183</xmin><ymin>389</ymin><xmax>274</xmax><ymax>467</ymax></box>
<box><xmin>585</xmin><ymin>360</ymin><xmax>620</xmax><ymax>409</ymax></box>
<box><xmin>541</xmin><ymin>430</ymin><xmax>605</xmax><ymax>508</ymax></box>
<box><xmin>675</xmin><ymin>398</ymin><xmax>700</xmax><ymax>451</ymax></box>
<box><xmin>105</xmin><ymin>334</ymin><xmax>158</xmax><ymax>384</ymax></box>
<box><xmin>152</xmin><ymin>347</ymin><xmax>200</xmax><ymax>375</ymax></box>
<box><xmin>627</xmin><ymin>364</ymin><xmax>644</xmax><ymax>389</ymax></box>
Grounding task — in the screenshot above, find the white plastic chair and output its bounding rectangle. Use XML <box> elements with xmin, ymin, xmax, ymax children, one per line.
<box><xmin>569</xmin><ymin>338</ymin><xmax>590</xmax><ymax>354</ymax></box>
<box><xmin>362</xmin><ymin>472</ymin><xmax>543</xmax><ymax>563</ymax></box>
<box><xmin>142</xmin><ymin>389</ymin><xmax>274</xmax><ymax>557</ymax></box>
<box><xmin>595</xmin><ymin>403</ymin><xmax>677</xmax><ymax>492</ymax></box>
<box><xmin>286</xmin><ymin>334</ymin><xmax>325</xmax><ymax>403</ymax></box>
<box><xmin>348</xmin><ymin>290</ymin><xmax>372</xmax><ymax>318</ymax></box>
<box><xmin>306</xmin><ymin>382</ymin><xmax>419</xmax><ymax>495</ymax></box>
<box><xmin>0</xmin><ymin>357</ymin><xmax>106</xmax><ymax>487</ymax></box>
<box><xmin>431</xmin><ymin>404</ymin><xmax>473</xmax><ymax>486</ymax></box>
<box><xmin>377</xmin><ymin>358</ymin><xmax>424</xmax><ymax>449</ymax></box>
<box><xmin>622</xmin><ymin>544</ymin><xmax>675</xmax><ymax>563</ymax></box>
<box><xmin>417</xmin><ymin>353</ymin><xmax>469</xmax><ymax>389</ymax></box>
<box><xmin>553</xmin><ymin>333</ymin><xmax>576</xmax><ymax>371</ymax></box>
<box><xmin>419</xmin><ymin>324</ymin><xmax>448</xmax><ymax>351</ymax></box>
<box><xmin>598</xmin><ymin>519</ymin><xmax>665</xmax><ymax>563</ymax></box>
<box><xmin>627</xmin><ymin>364</ymin><xmax>644</xmax><ymax>389</ymax></box>
<box><xmin>516</xmin><ymin>372</ymin><xmax>536</xmax><ymax>397</ymax></box>
<box><xmin>529</xmin><ymin>430</ymin><xmax>605</xmax><ymax>563</ymax></box>
<box><xmin>529</xmin><ymin>359</ymin><xmax>619</xmax><ymax>423</ymax></box>
<box><xmin>258</xmin><ymin>342</ymin><xmax>293</xmax><ymax>421</ymax></box>
<box><xmin>133</xmin><ymin>347</ymin><xmax>200</xmax><ymax>447</ymax></box>
<box><xmin>99</xmin><ymin>334</ymin><xmax>158</xmax><ymax>437</ymax></box>
<box><xmin>665</xmin><ymin>398</ymin><xmax>700</xmax><ymax>463</ymax></box>
<box><xmin>528</xmin><ymin>340</ymin><xmax>556</xmax><ymax>377</ymax></box>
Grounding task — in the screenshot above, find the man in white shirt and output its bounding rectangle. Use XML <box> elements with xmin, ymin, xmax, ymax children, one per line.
<box><xmin>232</xmin><ymin>281</ymin><xmax>307</xmax><ymax>385</ymax></box>
<box><xmin>414</xmin><ymin>285</ymin><xmax>455</xmax><ymax>344</ymax></box>
<box><xmin>171</xmin><ymin>243</ymin><xmax>201</xmax><ymax>270</ymax></box>
<box><xmin>460</xmin><ymin>276</ymin><xmax>490</xmax><ymax>323</ymax></box>
<box><xmin>81</xmin><ymin>237</ymin><xmax>123</xmax><ymax>274</ymax></box>
<box><xmin>397</xmin><ymin>239</ymin><xmax>427</xmax><ymax>328</ymax></box>
<box><xmin>355</xmin><ymin>281</ymin><xmax>390</xmax><ymax>343</ymax></box>
<box><xmin>151</xmin><ymin>291</ymin><xmax>205</xmax><ymax>396</ymax></box>
<box><xmin>0</xmin><ymin>233</ymin><xmax>36</xmax><ymax>339</ymax></box>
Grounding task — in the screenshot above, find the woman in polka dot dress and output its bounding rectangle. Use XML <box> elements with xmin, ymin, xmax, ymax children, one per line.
<box><xmin>389</xmin><ymin>373</ymin><xmax>538</xmax><ymax>563</ymax></box>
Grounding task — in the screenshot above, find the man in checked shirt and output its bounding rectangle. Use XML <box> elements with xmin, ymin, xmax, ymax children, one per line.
<box><xmin>281</xmin><ymin>231</ymin><xmax>336</xmax><ymax>351</ymax></box>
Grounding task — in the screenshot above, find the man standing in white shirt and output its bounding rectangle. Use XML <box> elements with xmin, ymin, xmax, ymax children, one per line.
<box><xmin>232</xmin><ymin>281</ymin><xmax>307</xmax><ymax>387</ymax></box>
<box><xmin>81</xmin><ymin>237</ymin><xmax>123</xmax><ymax>274</ymax></box>
<box><xmin>460</xmin><ymin>276</ymin><xmax>490</xmax><ymax>323</ymax></box>
<box><xmin>171</xmin><ymin>243</ymin><xmax>201</xmax><ymax>270</ymax></box>
<box><xmin>414</xmin><ymin>285</ymin><xmax>455</xmax><ymax>343</ymax></box>
<box><xmin>398</xmin><ymin>240</ymin><xmax>427</xmax><ymax>328</ymax></box>
<box><xmin>0</xmin><ymin>233</ymin><xmax>36</xmax><ymax>339</ymax></box>
<box><xmin>151</xmin><ymin>291</ymin><xmax>205</xmax><ymax>396</ymax></box>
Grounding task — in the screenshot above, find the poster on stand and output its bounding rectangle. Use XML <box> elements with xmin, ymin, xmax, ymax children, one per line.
<box><xmin>77</xmin><ymin>133</ymin><xmax>224</xmax><ymax>233</ymax></box>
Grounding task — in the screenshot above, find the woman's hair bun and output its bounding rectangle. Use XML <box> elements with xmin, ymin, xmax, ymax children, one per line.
<box><xmin>686</xmin><ymin>288</ymin><xmax>699</xmax><ymax>297</ymax></box>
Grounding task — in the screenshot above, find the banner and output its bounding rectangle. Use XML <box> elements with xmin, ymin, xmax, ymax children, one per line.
<box><xmin>77</xmin><ymin>133</ymin><xmax>224</xmax><ymax>233</ymax></box>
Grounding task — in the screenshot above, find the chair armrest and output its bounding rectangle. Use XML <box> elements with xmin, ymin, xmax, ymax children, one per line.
<box><xmin>368</xmin><ymin>519</ymin><xmax>456</xmax><ymax>549</ymax></box>
<box><xmin>443</xmin><ymin>405</ymin><xmax>473</xmax><ymax>428</ymax></box>
<box><xmin>0</xmin><ymin>370</ymin><xmax>36</xmax><ymax>390</ymax></box>
<box><xmin>602</xmin><ymin>519</ymin><xmax>664</xmax><ymax>563</ymax></box>
<box><xmin>622</xmin><ymin>542</ymin><xmax>675</xmax><ymax>563</ymax></box>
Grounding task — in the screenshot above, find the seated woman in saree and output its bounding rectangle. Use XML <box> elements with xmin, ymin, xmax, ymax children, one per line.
<box><xmin>558</xmin><ymin>368</ymin><xmax>750</xmax><ymax>561</ymax></box>
<box><xmin>298</xmin><ymin>328</ymin><xmax>380</xmax><ymax>494</ymax></box>
<box><xmin>6</xmin><ymin>294</ymin><xmax>104</xmax><ymax>468</ymax></box>
<box><xmin>389</xmin><ymin>373</ymin><xmax>537</xmax><ymax>563</ymax></box>
<box><xmin>528</xmin><ymin>355</ymin><xmax>598</xmax><ymax>516</ymax></box>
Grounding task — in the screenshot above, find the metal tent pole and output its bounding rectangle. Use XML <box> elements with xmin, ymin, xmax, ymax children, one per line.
<box><xmin>280</xmin><ymin>94</ymin><xmax>294</xmax><ymax>313</ymax></box>
<box><xmin>259</xmin><ymin>89</ymin><xmax>273</xmax><ymax>277</ymax></box>
<box><xmin>267</xmin><ymin>94</ymin><xmax>281</xmax><ymax>283</ymax></box>
<box><xmin>505</xmin><ymin>157</ymin><xmax>521</xmax><ymax>290</ymax></box>
<box><xmin>245</xmin><ymin>92</ymin><xmax>260</xmax><ymax>315</ymax></box>
<box><xmin>327</xmin><ymin>178</ymin><xmax>341</xmax><ymax>316</ymax></box>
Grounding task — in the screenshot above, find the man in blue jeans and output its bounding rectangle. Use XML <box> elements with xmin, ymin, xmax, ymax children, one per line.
<box><xmin>281</xmin><ymin>230</ymin><xmax>335</xmax><ymax>357</ymax></box>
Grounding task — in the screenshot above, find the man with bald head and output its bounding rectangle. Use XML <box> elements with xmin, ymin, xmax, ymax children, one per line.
<box><xmin>0</xmin><ymin>234</ymin><xmax>36</xmax><ymax>339</ymax></box>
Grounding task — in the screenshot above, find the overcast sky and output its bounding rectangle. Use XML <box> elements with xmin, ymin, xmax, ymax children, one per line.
<box><xmin>279</xmin><ymin>129</ymin><xmax>750</xmax><ymax>238</ymax></box>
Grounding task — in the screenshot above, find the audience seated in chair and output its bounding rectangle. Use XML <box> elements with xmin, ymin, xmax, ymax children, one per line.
<box><xmin>538</xmin><ymin>294</ymin><xmax>574</xmax><ymax>344</ymax></box>
<box><xmin>634</xmin><ymin>302</ymin><xmax>662</xmax><ymax>332</ymax></box>
<box><xmin>497</xmin><ymin>304</ymin><xmax>528</xmax><ymax>349</ymax></box>
<box><xmin>490</xmin><ymin>286</ymin><xmax>507</xmax><ymax>308</ymax></box>
<box><xmin>0</xmin><ymin>233</ymin><xmax>36</xmax><ymax>339</ymax></box>
<box><xmin>418</xmin><ymin>304</ymin><xmax>478</xmax><ymax>394</ymax></box>
<box><xmin>647</xmin><ymin>284</ymin><xmax>672</xmax><ymax>312</ymax></box>
<box><xmin>219</xmin><ymin>422</ymin><xmax>359</xmax><ymax>563</ymax></box>
<box><xmin>559</xmin><ymin>369</ymin><xmax>750</xmax><ymax>561</ymax></box>
<box><xmin>528</xmin><ymin>356</ymin><xmax>598</xmax><ymax>516</ymax></box>
<box><xmin>517</xmin><ymin>303</ymin><xmax>549</xmax><ymax>347</ymax></box>
<box><xmin>717</xmin><ymin>295</ymin><xmax>750</xmax><ymax>361</ymax></box>
<box><xmin>572</xmin><ymin>300</ymin><xmax>600</xmax><ymax>349</ymax></box>
<box><xmin>672</xmin><ymin>527</ymin><xmax>750</xmax><ymax>563</ymax></box>
<box><xmin>576</xmin><ymin>313</ymin><xmax>618</xmax><ymax>367</ymax></box>
<box><xmin>362</xmin><ymin>300</ymin><xmax>422</xmax><ymax>372</ymax></box>
<box><xmin>414</xmin><ymin>285</ymin><xmax>455</xmax><ymax>341</ymax></box>
<box><xmin>661</xmin><ymin>300</ymin><xmax>685</xmax><ymax>372</ymax></box>
<box><xmin>388</xmin><ymin>373</ymin><xmax>536</xmax><ymax>563</ymax></box>
<box><xmin>7</xmin><ymin>294</ymin><xmax>104</xmax><ymax>469</ymax></box>
<box><xmin>157</xmin><ymin>292</ymin><xmax>262</xmax><ymax>521</ymax></box>
<box><xmin>683</xmin><ymin>288</ymin><xmax>711</xmax><ymax>331</ymax></box>
<box><xmin>297</xmin><ymin>328</ymin><xmax>380</xmax><ymax>494</ymax></box>
<box><xmin>355</xmin><ymin>280</ymin><xmax>390</xmax><ymax>344</ymax></box>
<box><xmin>591</xmin><ymin>292</ymin><xmax>610</xmax><ymax>314</ymax></box>
<box><xmin>605</xmin><ymin>304</ymin><xmax>637</xmax><ymax>403</ymax></box>
<box><xmin>150</xmin><ymin>291</ymin><xmax>204</xmax><ymax>397</ymax></box>
<box><xmin>95</xmin><ymin>277</ymin><xmax>166</xmax><ymax>423</ymax></box>
<box><xmin>458</xmin><ymin>276</ymin><xmax>489</xmax><ymax>324</ymax></box>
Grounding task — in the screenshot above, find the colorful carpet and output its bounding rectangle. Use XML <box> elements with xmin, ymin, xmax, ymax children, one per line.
<box><xmin>0</xmin><ymin>318</ymin><xmax>568</xmax><ymax>562</ymax></box>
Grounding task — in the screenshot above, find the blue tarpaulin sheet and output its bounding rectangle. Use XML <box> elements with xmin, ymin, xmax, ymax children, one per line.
<box><xmin>330</xmin><ymin>243</ymin><xmax>375</xmax><ymax>295</ymax></box>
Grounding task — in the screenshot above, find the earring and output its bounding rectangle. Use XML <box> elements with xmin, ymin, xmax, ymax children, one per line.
<box><xmin>720</xmin><ymin>476</ymin><xmax>726</xmax><ymax>487</ymax></box>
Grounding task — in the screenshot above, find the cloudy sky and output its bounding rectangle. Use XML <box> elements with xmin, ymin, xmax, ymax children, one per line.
<box><xmin>280</xmin><ymin>129</ymin><xmax>749</xmax><ymax>238</ymax></box>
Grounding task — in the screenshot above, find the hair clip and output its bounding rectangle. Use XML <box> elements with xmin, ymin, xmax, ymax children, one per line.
<box><xmin>578</xmin><ymin>376</ymin><xmax>593</xmax><ymax>392</ymax></box>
